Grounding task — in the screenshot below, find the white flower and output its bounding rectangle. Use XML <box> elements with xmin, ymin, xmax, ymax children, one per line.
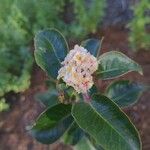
<box><xmin>57</xmin><ymin>45</ymin><xmax>98</xmax><ymax>93</ymax></box>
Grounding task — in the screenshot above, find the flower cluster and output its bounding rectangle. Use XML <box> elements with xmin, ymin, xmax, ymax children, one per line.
<box><xmin>57</xmin><ymin>45</ymin><xmax>98</xmax><ymax>93</ymax></box>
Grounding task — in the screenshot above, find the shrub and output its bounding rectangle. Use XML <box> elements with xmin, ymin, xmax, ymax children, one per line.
<box><xmin>70</xmin><ymin>0</ymin><xmax>106</xmax><ymax>38</ymax></box>
<box><xmin>28</xmin><ymin>29</ymin><xmax>145</xmax><ymax>150</ymax></box>
<box><xmin>128</xmin><ymin>0</ymin><xmax>150</xmax><ymax>51</ymax></box>
<box><xmin>0</xmin><ymin>3</ymin><xmax>33</xmax><ymax>98</ymax></box>
<box><xmin>0</xmin><ymin>98</ymin><xmax>9</xmax><ymax>112</ymax></box>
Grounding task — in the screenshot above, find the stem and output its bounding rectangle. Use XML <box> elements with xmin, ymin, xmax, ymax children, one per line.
<box><xmin>83</xmin><ymin>92</ymin><xmax>91</xmax><ymax>103</ymax></box>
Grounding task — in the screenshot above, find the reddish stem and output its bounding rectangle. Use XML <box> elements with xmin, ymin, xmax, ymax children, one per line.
<box><xmin>83</xmin><ymin>93</ymin><xmax>91</xmax><ymax>103</ymax></box>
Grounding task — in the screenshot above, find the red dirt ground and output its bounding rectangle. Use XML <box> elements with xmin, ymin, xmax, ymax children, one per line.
<box><xmin>0</xmin><ymin>27</ymin><xmax>150</xmax><ymax>150</ymax></box>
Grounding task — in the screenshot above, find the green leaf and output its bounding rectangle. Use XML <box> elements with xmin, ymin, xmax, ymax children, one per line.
<box><xmin>35</xmin><ymin>89</ymin><xmax>59</xmax><ymax>107</ymax></box>
<box><xmin>105</xmin><ymin>80</ymin><xmax>145</xmax><ymax>107</ymax></box>
<box><xmin>29</xmin><ymin>104</ymin><xmax>73</xmax><ymax>144</ymax></box>
<box><xmin>81</xmin><ymin>39</ymin><xmax>101</xmax><ymax>56</ymax></box>
<box><xmin>62</xmin><ymin>122</ymin><xmax>84</xmax><ymax>145</ymax></box>
<box><xmin>74</xmin><ymin>137</ymin><xmax>96</xmax><ymax>150</ymax></box>
<box><xmin>72</xmin><ymin>94</ymin><xmax>141</xmax><ymax>150</ymax></box>
<box><xmin>97</xmin><ymin>51</ymin><xmax>143</xmax><ymax>79</ymax></box>
<box><xmin>34</xmin><ymin>28</ymin><xmax>68</xmax><ymax>78</ymax></box>
<box><xmin>89</xmin><ymin>85</ymin><xmax>99</xmax><ymax>96</ymax></box>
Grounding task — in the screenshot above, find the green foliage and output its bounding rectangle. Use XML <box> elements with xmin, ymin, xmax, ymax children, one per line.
<box><xmin>72</xmin><ymin>94</ymin><xmax>141</xmax><ymax>150</ymax></box>
<box><xmin>30</xmin><ymin>29</ymin><xmax>144</xmax><ymax>149</ymax></box>
<box><xmin>105</xmin><ymin>80</ymin><xmax>145</xmax><ymax>107</ymax></box>
<box><xmin>0</xmin><ymin>2</ymin><xmax>33</xmax><ymax>97</ymax></box>
<box><xmin>0</xmin><ymin>0</ymin><xmax>106</xmax><ymax>97</ymax></box>
<box><xmin>62</xmin><ymin>122</ymin><xmax>84</xmax><ymax>145</ymax></box>
<box><xmin>128</xmin><ymin>0</ymin><xmax>150</xmax><ymax>50</ymax></box>
<box><xmin>81</xmin><ymin>39</ymin><xmax>101</xmax><ymax>57</ymax></box>
<box><xmin>0</xmin><ymin>98</ymin><xmax>9</xmax><ymax>112</ymax></box>
<box><xmin>34</xmin><ymin>29</ymin><xmax>68</xmax><ymax>78</ymax></box>
<box><xmin>15</xmin><ymin>0</ymin><xmax>65</xmax><ymax>36</ymax></box>
<box><xmin>29</xmin><ymin>104</ymin><xmax>73</xmax><ymax>144</ymax></box>
<box><xmin>74</xmin><ymin>137</ymin><xmax>96</xmax><ymax>150</ymax></box>
<box><xmin>0</xmin><ymin>48</ymin><xmax>32</xmax><ymax>96</ymax></box>
<box><xmin>97</xmin><ymin>51</ymin><xmax>143</xmax><ymax>79</ymax></box>
<box><xmin>70</xmin><ymin>0</ymin><xmax>106</xmax><ymax>38</ymax></box>
<box><xmin>9</xmin><ymin>0</ymin><xmax>105</xmax><ymax>39</ymax></box>
<box><xmin>35</xmin><ymin>89</ymin><xmax>59</xmax><ymax>107</ymax></box>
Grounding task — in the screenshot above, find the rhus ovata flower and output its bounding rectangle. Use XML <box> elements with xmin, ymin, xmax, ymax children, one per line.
<box><xmin>57</xmin><ymin>45</ymin><xmax>98</xmax><ymax>94</ymax></box>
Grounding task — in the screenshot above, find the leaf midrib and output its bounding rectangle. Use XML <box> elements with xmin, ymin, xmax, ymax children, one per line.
<box><xmin>72</xmin><ymin>106</ymin><xmax>106</xmax><ymax>150</ymax></box>
<box><xmin>98</xmin><ymin>68</ymin><xmax>125</xmax><ymax>74</ymax></box>
<box><xmin>98</xmin><ymin>51</ymin><xmax>142</xmax><ymax>75</ymax></box>
<box><xmin>43</xmin><ymin>35</ymin><xmax>61</xmax><ymax>64</ymax></box>
<box><xmin>34</xmin><ymin>113</ymin><xmax>72</xmax><ymax>131</ymax></box>
<box><xmin>89</xmin><ymin>102</ymin><xmax>134</xmax><ymax>149</ymax></box>
<box><xmin>110</xmin><ymin>88</ymin><xmax>141</xmax><ymax>102</ymax></box>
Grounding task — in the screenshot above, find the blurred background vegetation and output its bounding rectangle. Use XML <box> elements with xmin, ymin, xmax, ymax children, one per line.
<box><xmin>128</xmin><ymin>0</ymin><xmax>150</xmax><ymax>51</ymax></box>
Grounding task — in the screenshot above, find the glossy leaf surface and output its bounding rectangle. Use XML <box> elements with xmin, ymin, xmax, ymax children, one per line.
<box><xmin>35</xmin><ymin>89</ymin><xmax>59</xmax><ymax>107</ymax></box>
<box><xmin>72</xmin><ymin>94</ymin><xmax>141</xmax><ymax>150</ymax></box>
<box><xmin>97</xmin><ymin>51</ymin><xmax>143</xmax><ymax>79</ymax></box>
<box><xmin>34</xmin><ymin>29</ymin><xmax>68</xmax><ymax>78</ymax></box>
<box><xmin>63</xmin><ymin>122</ymin><xmax>84</xmax><ymax>145</ymax></box>
<box><xmin>105</xmin><ymin>80</ymin><xmax>145</xmax><ymax>107</ymax></box>
<box><xmin>30</xmin><ymin>104</ymin><xmax>73</xmax><ymax>144</ymax></box>
<box><xmin>81</xmin><ymin>38</ymin><xmax>101</xmax><ymax>56</ymax></box>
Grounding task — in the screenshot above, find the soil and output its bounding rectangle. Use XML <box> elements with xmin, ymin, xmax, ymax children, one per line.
<box><xmin>0</xmin><ymin>27</ymin><xmax>150</xmax><ymax>150</ymax></box>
